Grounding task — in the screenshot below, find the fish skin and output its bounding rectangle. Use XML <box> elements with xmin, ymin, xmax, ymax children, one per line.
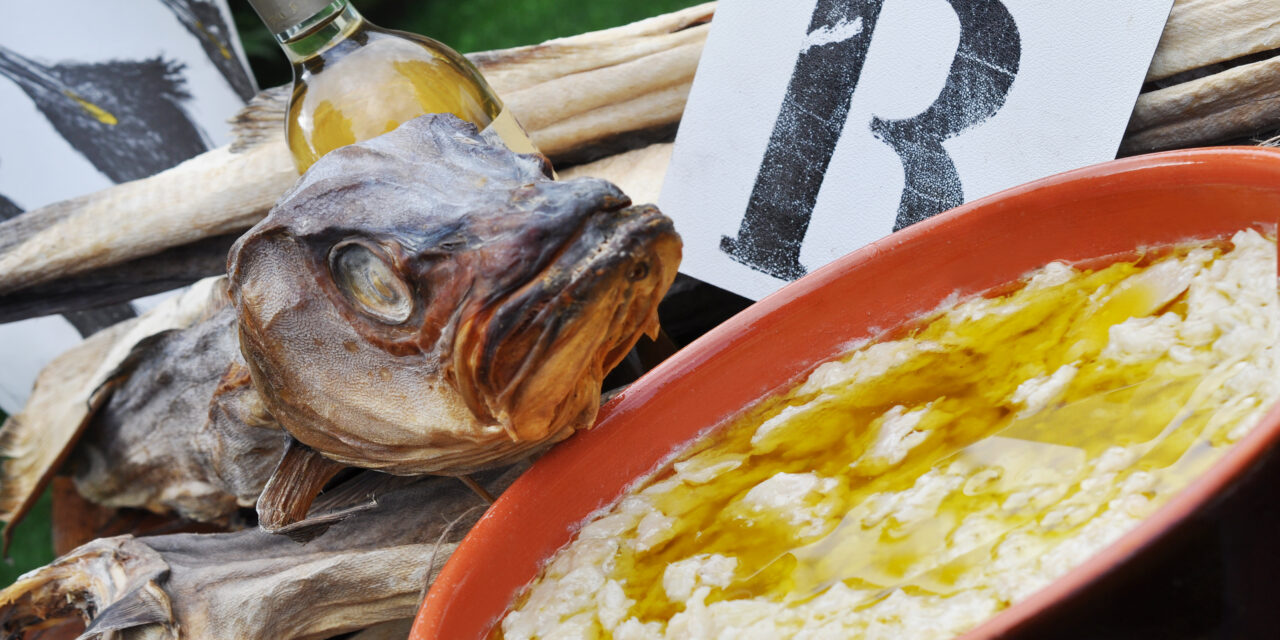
<box><xmin>0</xmin><ymin>468</ymin><xmax>522</xmax><ymax>640</ymax></box>
<box><xmin>229</xmin><ymin>114</ymin><xmax>682</xmax><ymax>474</ymax></box>
<box><xmin>0</xmin><ymin>278</ymin><xmax>233</xmax><ymax>548</ymax></box>
<box><xmin>0</xmin><ymin>114</ymin><xmax>680</xmax><ymax>537</ymax></box>
<box><xmin>69</xmin><ymin>304</ymin><xmax>287</xmax><ymax>524</ymax></box>
<box><xmin>0</xmin><ymin>5</ymin><xmax>714</xmax><ymax>316</ymax></box>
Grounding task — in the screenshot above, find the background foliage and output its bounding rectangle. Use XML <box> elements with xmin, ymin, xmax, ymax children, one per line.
<box><xmin>235</xmin><ymin>0</ymin><xmax>705</xmax><ymax>88</ymax></box>
<box><xmin>2</xmin><ymin>0</ymin><xmax>703</xmax><ymax>588</ymax></box>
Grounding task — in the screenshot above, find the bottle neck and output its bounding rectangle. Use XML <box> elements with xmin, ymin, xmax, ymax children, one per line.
<box><xmin>249</xmin><ymin>0</ymin><xmax>365</xmax><ymax>63</ymax></box>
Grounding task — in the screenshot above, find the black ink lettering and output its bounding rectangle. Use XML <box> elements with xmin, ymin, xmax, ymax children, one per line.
<box><xmin>722</xmin><ymin>0</ymin><xmax>1021</xmax><ymax>280</ymax></box>
<box><xmin>721</xmin><ymin>0</ymin><xmax>886</xmax><ymax>281</ymax></box>
<box><xmin>874</xmin><ymin>0</ymin><xmax>1020</xmax><ymax>230</ymax></box>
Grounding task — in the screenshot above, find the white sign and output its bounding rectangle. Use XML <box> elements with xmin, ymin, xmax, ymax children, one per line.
<box><xmin>660</xmin><ymin>0</ymin><xmax>1174</xmax><ymax>300</ymax></box>
<box><xmin>0</xmin><ymin>0</ymin><xmax>257</xmax><ymax>413</ymax></box>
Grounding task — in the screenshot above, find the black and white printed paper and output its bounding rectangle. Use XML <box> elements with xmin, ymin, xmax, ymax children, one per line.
<box><xmin>0</xmin><ymin>0</ymin><xmax>256</xmax><ymax>413</ymax></box>
<box><xmin>660</xmin><ymin>0</ymin><xmax>1174</xmax><ymax>300</ymax></box>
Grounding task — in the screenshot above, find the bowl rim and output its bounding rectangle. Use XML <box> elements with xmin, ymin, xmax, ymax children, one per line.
<box><xmin>413</xmin><ymin>145</ymin><xmax>1280</xmax><ymax>640</ymax></box>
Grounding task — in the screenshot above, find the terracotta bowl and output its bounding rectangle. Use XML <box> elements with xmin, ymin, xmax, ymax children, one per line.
<box><xmin>411</xmin><ymin>147</ymin><xmax>1280</xmax><ymax>640</ymax></box>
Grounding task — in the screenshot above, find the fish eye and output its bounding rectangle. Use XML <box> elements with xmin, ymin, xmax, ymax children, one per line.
<box><xmin>627</xmin><ymin>261</ymin><xmax>650</xmax><ymax>282</ymax></box>
<box><xmin>329</xmin><ymin>240</ymin><xmax>414</xmax><ymax>324</ymax></box>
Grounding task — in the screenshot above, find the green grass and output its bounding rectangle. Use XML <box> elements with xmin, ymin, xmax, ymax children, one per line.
<box><xmin>2</xmin><ymin>406</ymin><xmax>56</xmax><ymax>587</ymax></box>
<box><xmin>368</xmin><ymin>0</ymin><xmax>705</xmax><ymax>53</ymax></box>
<box><xmin>0</xmin><ymin>489</ymin><xmax>52</xmax><ymax>587</ymax></box>
<box><xmin>236</xmin><ymin>0</ymin><xmax>706</xmax><ymax>87</ymax></box>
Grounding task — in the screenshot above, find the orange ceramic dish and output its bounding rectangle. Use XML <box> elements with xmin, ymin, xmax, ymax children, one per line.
<box><xmin>411</xmin><ymin>147</ymin><xmax>1280</xmax><ymax>640</ymax></box>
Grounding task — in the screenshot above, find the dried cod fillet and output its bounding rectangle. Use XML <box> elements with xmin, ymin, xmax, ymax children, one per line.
<box><xmin>561</xmin><ymin>142</ymin><xmax>674</xmax><ymax>207</ymax></box>
<box><xmin>0</xmin><ymin>468</ymin><xmax>519</xmax><ymax>640</ymax></box>
<box><xmin>1145</xmin><ymin>0</ymin><xmax>1280</xmax><ymax>82</ymax></box>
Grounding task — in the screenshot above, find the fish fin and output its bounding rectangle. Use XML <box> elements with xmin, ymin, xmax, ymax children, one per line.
<box><xmin>0</xmin><ymin>321</ymin><xmax>136</xmax><ymax>554</ymax></box>
<box><xmin>77</xmin><ymin>580</ymin><xmax>175</xmax><ymax>640</ymax></box>
<box><xmin>0</xmin><ymin>536</ymin><xmax>170</xmax><ymax>638</ymax></box>
<box><xmin>273</xmin><ymin>499</ymin><xmax>377</xmax><ymax>544</ymax></box>
<box><xmin>270</xmin><ymin>471</ymin><xmax>428</xmax><ymax>542</ymax></box>
<box><xmin>256</xmin><ymin>437</ymin><xmax>347</xmax><ymax>533</ymax></box>
<box><xmin>228</xmin><ymin>85</ymin><xmax>288</xmax><ymax>153</ymax></box>
<box><xmin>456</xmin><ymin>475</ymin><xmax>496</xmax><ymax>504</ymax></box>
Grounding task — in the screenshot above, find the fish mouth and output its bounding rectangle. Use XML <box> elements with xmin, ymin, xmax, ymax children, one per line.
<box><xmin>453</xmin><ymin>204</ymin><xmax>681</xmax><ymax>442</ymax></box>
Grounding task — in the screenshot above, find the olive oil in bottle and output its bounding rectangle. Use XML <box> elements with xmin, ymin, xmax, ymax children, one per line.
<box><xmin>246</xmin><ymin>0</ymin><xmax>538</xmax><ymax>173</ymax></box>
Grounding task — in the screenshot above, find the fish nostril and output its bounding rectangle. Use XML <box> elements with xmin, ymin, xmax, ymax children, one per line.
<box><xmin>627</xmin><ymin>261</ymin><xmax>650</xmax><ymax>282</ymax></box>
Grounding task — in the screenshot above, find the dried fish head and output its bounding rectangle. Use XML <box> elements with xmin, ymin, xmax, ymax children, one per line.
<box><xmin>228</xmin><ymin>114</ymin><xmax>681</xmax><ymax>475</ymax></box>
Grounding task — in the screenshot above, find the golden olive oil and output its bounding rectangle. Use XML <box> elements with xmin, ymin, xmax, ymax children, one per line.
<box><xmin>605</xmin><ymin>246</ymin><xmax>1243</xmax><ymax>623</ymax></box>
<box><xmin>499</xmin><ymin>234</ymin><xmax>1279</xmax><ymax>640</ymax></box>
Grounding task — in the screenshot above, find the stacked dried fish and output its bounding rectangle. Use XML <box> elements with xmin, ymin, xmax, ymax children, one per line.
<box><xmin>4</xmin><ymin>0</ymin><xmax>1280</xmax><ymax>323</ymax></box>
<box><xmin>0</xmin><ymin>114</ymin><xmax>681</xmax><ymax>638</ymax></box>
<box><xmin>4</xmin><ymin>1</ymin><xmax>1280</xmax><ymax>637</ymax></box>
<box><xmin>1124</xmin><ymin>0</ymin><xmax>1280</xmax><ymax>154</ymax></box>
<box><xmin>0</xmin><ymin>468</ymin><xmax>521</xmax><ymax>640</ymax></box>
<box><xmin>0</xmin><ymin>3</ymin><xmax>712</xmax><ymax>323</ymax></box>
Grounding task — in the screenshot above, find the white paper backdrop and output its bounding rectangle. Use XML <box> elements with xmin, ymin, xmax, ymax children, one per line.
<box><xmin>660</xmin><ymin>0</ymin><xmax>1174</xmax><ymax>301</ymax></box>
<box><xmin>0</xmin><ymin>0</ymin><xmax>257</xmax><ymax>413</ymax></box>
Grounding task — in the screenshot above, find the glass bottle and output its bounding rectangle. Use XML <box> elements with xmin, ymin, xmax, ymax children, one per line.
<box><xmin>246</xmin><ymin>0</ymin><xmax>539</xmax><ymax>173</ymax></box>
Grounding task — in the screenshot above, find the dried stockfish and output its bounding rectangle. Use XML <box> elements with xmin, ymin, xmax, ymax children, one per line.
<box><xmin>560</xmin><ymin>142</ymin><xmax>674</xmax><ymax>207</ymax></box>
<box><xmin>9</xmin><ymin>0</ymin><xmax>1280</xmax><ymax>322</ymax></box>
<box><xmin>1145</xmin><ymin>0</ymin><xmax>1280</xmax><ymax>82</ymax></box>
<box><xmin>0</xmin><ymin>467</ymin><xmax>521</xmax><ymax>640</ymax></box>
<box><xmin>3</xmin><ymin>115</ymin><xmax>682</xmax><ymax>541</ymax></box>
<box><xmin>0</xmin><ymin>109</ymin><xmax>294</xmax><ymax>309</ymax></box>
<box><xmin>228</xmin><ymin>115</ymin><xmax>679</xmax><ymax>527</ymax></box>
<box><xmin>1121</xmin><ymin>0</ymin><xmax>1280</xmax><ymax>153</ymax></box>
<box><xmin>0</xmin><ymin>233</ymin><xmax>240</xmax><ymax>324</ymax></box>
<box><xmin>0</xmin><ymin>278</ymin><xmax>229</xmax><ymax>548</ymax></box>
<box><xmin>1123</xmin><ymin>56</ymin><xmax>1280</xmax><ymax>155</ymax></box>
<box><xmin>0</xmin><ymin>321</ymin><xmax>132</xmax><ymax>553</ymax></box>
<box><xmin>0</xmin><ymin>4</ymin><xmax>713</xmax><ymax>321</ymax></box>
<box><xmin>68</xmin><ymin>303</ymin><xmax>287</xmax><ymax>524</ymax></box>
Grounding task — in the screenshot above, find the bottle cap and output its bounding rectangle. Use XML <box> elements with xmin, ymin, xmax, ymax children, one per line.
<box><xmin>247</xmin><ymin>0</ymin><xmax>340</xmax><ymax>38</ymax></box>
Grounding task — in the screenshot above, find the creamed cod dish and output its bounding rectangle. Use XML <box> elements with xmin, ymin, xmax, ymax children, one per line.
<box><xmin>499</xmin><ymin>229</ymin><xmax>1279</xmax><ymax>640</ymax></box>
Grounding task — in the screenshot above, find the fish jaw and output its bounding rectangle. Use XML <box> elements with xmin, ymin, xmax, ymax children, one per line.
<box><xmin>453</xmin><ymin>203</ymin><xmax>682</xmax><ymax>442</ymax></box>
